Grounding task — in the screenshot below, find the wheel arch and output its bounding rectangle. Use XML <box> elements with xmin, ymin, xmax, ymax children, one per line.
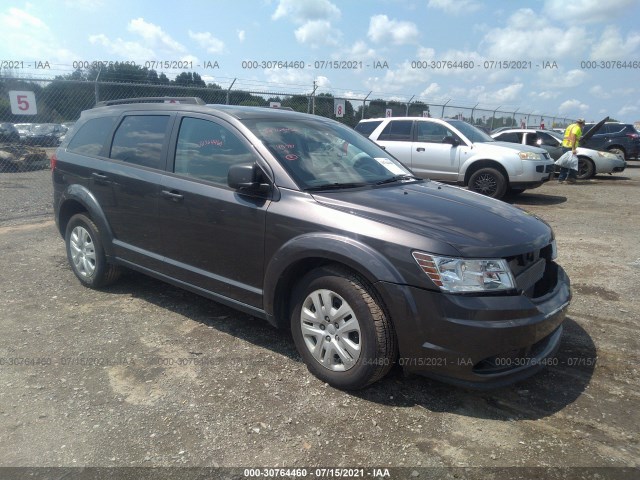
<box><xmin>463</xmin><ymin>159</ymin><xmax>509</xmax><ymax>186</ymax></box>
<box><xmin>263</xmin><ymin>234</ymin><xmax>405</xmax><ymax>330</ymax></box>
<box><xmin>57</xmin><ymin>185</ymin><xmax>115</xmax><ymax>256</ymax></box>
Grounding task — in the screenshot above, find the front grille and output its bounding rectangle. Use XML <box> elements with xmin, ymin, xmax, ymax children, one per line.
<box><xmin>507</xmin><ymin>243</ymin><xmax>557</xmax><ymax>298</ymax></box>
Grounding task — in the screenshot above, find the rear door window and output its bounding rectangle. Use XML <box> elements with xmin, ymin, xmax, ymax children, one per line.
<box><xmin>377</xmin><ymin>120</ymin><xmax>413</xmax><ymax>141</ymax></box>
<box><xmin>110</xmin><ymin>115</ymin><xmax>170</xmax><ymax>169</ymax></box>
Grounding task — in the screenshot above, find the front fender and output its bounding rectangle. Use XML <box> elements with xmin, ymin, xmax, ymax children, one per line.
<box><xmin>57</xmin><ymin>184</ymin><xmax>115</xmax><ymax>257</ymax></box>
<box><xmin>263</xmin><ymin>233</ymin><xmax>405</xmax><ymax>319</ymax></box>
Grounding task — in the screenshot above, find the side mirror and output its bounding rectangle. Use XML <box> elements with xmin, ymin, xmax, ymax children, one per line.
<box><xmin>228</xmin><ymin>163</ymin><xmax>271</xmax><ymax>195</ymax></box>
<box><xmin>442</xmin><ymin>136</ymin><xmax>460</xmax><ymax>146</ymax></box>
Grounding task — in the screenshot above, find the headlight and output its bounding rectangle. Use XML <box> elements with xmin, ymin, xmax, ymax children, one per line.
<box><xmin>518</xmin><ymin>151</ymin><xmax>544</xmax><ymax>160</ymax></box>
<box><xmin>597</xmin><ymin>151</ymin><xmax>618</xmax><ymax>159</ymax></box>
<box><xmin>412</xmin><ymin>252</ymin><xmax>516</xmax><ymax>293</ymax></box>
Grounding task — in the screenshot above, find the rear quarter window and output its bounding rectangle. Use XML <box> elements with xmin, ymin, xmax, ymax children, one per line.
<box><xmin>354</xmin><ymin>121</ymin><xmax>383</xmax><ymax>137</ymax></box>
<box><xmin>67</xmin><ymin>116</ymin><xmax>117</xmax><ymax>156</ymax></box>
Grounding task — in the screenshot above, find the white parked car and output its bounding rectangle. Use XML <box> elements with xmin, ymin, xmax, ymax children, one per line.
<box><xmin>355</xmin><ymin>117</ymin><xmax>555</xmax><ymax>199</ymax></box>
<box><xmin>491</xmin><ymin>128</ymin><xmax>627</xmax><ymax>179</ymax></box>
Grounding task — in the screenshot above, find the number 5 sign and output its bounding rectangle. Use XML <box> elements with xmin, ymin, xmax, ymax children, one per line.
<box><xmin>9</xmin><ymin>91</ymin><xmax>37</xmax><ymax>115</ymax></box>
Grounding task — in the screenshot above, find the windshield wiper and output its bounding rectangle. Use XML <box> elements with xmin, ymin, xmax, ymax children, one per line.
<box><xmin>305</xmin><ymin>182</ymin><xmax>368</xmax><ymax>192</ymax></box>
<box><xmin>376</xmin><ymin>174</ymin><xmax>422</xmax><ymax>185</ymax></box>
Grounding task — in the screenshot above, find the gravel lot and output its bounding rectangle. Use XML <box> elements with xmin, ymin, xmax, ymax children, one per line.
<box><xmin>0</xmin><ymin>163</ymin><xmax>638</xmax><ymax>479</ymax></box>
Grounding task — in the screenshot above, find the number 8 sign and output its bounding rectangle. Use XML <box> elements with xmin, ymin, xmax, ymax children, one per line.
<box><xmin>9</xmin><ymin>91</ymin><xmax>37</xmax><ymax>115</ymax></box>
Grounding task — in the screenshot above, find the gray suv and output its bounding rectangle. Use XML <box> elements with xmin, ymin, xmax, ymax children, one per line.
<box><xmin>53</xmin><ymin>97</ymin><xmax>571</xmax><ymax>389</ymax></box>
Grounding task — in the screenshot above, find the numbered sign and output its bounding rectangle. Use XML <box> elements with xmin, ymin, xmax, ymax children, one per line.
<box><xmin>9</xmin><ymin>91</ymin><xmax>37</xmax><ymax>115</ymax></box>
<box><xmin>334</xmin><ymin>99</ymin><xmax>345</xmax><ymax>118</ymax></box>
<box><xmin>385</xmin><ymin>108</ymin><xmax>392</xmax><ymax>118</ymax></box>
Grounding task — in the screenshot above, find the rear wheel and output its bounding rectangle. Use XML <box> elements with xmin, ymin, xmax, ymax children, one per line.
<box><xmin>290</xmin><ymin>265</ymin><xmax>397</xmax><ymax>390</ymax></box>
<box><xmin>65</xmin><ymin>213</ymin><xmax>121</xmax><ymax>288</ymax></box>
<box><xmin>577</xmin><ymin>157</ymin><xmax>595</xmax><ymax>180</ymax></box>
<box><xmin>468</xmin><ymin>167</ymin><xmax>507</xmax><ymax>199</ymax></box>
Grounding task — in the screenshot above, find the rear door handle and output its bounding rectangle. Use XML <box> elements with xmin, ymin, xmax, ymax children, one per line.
<box><xmin>416</xmin><ymin>147</ymin><xmax>425</xmax><ymax>152</ymax></box>
<box><xmin>161</xmin><ymin>190</ymin><xmax>184</xmax><ymax>202</ymax></box>
<box><xmin>91</xmin><ymin>172</ymin><xmax>109</xmax><ymax>184</ymax></box>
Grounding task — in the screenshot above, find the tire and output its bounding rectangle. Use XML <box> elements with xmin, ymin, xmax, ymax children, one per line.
<box><xmin>290</xmin><ymin>265</ymin><xmax>397</xmax><ymax>390</ymax></box>
<box><xmin>468</xmin><ymin>167</ymin><xmax>507</xmax><ymax>199</ymax></box>
<box><xmin>607</xmin><ymin>147</ymin><xmax>626</xmax><ymax>161</ymax></box>
<box><xmin>576</xmin><ymin>157</ymin><xmax>595</xmax><ymax>180</ymax></box>
<box><xmin>65</xmin><ymin>213</ymin><xmax>121</xmax><ymax>288</ymax></box>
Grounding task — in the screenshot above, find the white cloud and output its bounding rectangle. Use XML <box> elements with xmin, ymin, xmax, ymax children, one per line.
<box><xmin>558</xmin><ymin>99</ymin><xmax>589</xmax><ymax>114</ymax></box>
<box><xmin>421</xmin><ymin>83</ymin><xmax>441</xmax><ymax>97</ymax></box>
<box><xmin>128</xmin><ymin>18</ymin><xmax>186</xmax><ymax>53</ymax></box>
<box><xmin>590</xmin><ymin>26</ymin><xmax>640</xmax><ymax>59</ymax></box>
<box><xmin>478</xmin><ymin>83</ymin><xmax>524</xmax><ymax>104</ymax></box>
<box><xmin>537</xmin><ymin>69</ymin><xmax>587</xmax><ymax>89</ymax></box>
<box><xmin>0</xmin><ymin>7</ymin><xmax>76</xmax><ymax>62</ymax></box>
<box><xmin>88</xmin><ymin>33</ymin><xmax>155</xmax><ymax>60</ymax></box>
<box><xmin>272</xmin><ymin>0</ymin><xmax>340</xmax><ymax>23</ymax></box>
<box><xmin>427</xmin><ymin>0</ymin><xmax>481</xmax><ymax>14</ymax></box>
<box><xmin>189</xmin><ymin>30</ymin><xmax>225</xmax><ymax>54</ymax></box>
<box><xmin>589</xmin><ymin>85</ymin><xmax>611</xmax><ymax>100</ymax></box>
<box><xmin>544</xmin><ymin>0</ymin><xmax>636</xmax><ymax>23</ymax></box>
<box><xmin>336</xmin><ymin>40</ymin><xmax>378</xmax><ymax>60</ymax></box>
<box><xmin>88</xmin><ymin>18</ymin><xmax>190</xmax><ymax>63</ymax></box>
<box><xmin>368</xmin><ymin>14</ymin><xmax>419</xmax><ymax>45</ymax></box>
<box><xmin>238</xmin><ymin>30</ymin><xmax>246</xmax><ymax>42</ymax></box>
<box><xmin>617</xmin><ymin>105</ymin><xmax>638</xmax><ymax>117</ymax></box>
<box><xmin>364</xmin><ymin>60</ymin><xmax>431</xmax><ymax>93</ymax></box>
<box><xmin>294</xmin><ymin>20</ymin><xmax>340</xmax><ymax>47</ymax></box>
<box><xmin>482</xmin><ymin>8</ymin><xmax>588</xmax><ymax>59</ymax></box>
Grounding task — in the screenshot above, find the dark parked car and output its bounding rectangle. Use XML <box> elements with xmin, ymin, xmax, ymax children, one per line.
<box><xmin>53</xmin><ymin>97</ymin><xmax>570</xmax><ymax>390</ymax></box>
<box><xmin>581</xmin><ymin>120</ymin><xmax>640</xmax><ymax>160</ymax></box>
<box><xmin>25</xmin><ymin>123</ymin><xmax>66</xmax><ymax>146</ymax></box>
<box><xmin>0</xmin><ymin>123</ymin><xmax>20</xmax><ymax>143</ymax></box>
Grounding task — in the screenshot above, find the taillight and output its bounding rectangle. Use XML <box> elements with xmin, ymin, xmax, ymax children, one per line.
<box><xmin>50</xmin><ymin>153</ymin><xmax>57</xmax><ymax>170</ymax></box>
<box><xmin>626</xmin><ymin>133</ymin><xmax>639</xmax><ymax>139</ymax></box>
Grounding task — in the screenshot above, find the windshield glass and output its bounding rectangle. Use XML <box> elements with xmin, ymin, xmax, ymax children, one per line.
<box><xmin>242</xmin><ymin>117</ymin><xmax>416</xmax><ymax>190</ymax></box>
<box><xmin>448</xmin><ymin>120</ymin><xmax>495</xmax><ymax>143</ymax></box>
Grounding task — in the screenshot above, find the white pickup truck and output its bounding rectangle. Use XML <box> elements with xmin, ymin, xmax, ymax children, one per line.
<box><xmin>355</xmin><ymin>117</ymin><xmax>555</xmax><ymax>199</ymax></box>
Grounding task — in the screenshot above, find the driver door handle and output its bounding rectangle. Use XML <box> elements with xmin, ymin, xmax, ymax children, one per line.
<box><xmin>161</xmin><ymin>190</ymin><xmax>184</xmax><ymax>202</ymax></box>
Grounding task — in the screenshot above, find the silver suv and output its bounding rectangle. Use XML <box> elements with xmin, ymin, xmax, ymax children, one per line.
<box><xmin>356</xmin><ymin>117</ymin><xmax>555</xmax><ymax>199</ymax></box>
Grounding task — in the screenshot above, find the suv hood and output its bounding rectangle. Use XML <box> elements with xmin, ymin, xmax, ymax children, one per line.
<box><xmin>313</xmin><ymin>181</ymin><xmax>552</xmax><ymax>258</ymax></box>
<box><xmin>474</xmin><ymin>141</ymin><xmax>549</xmax><ymax>156</ymax></box>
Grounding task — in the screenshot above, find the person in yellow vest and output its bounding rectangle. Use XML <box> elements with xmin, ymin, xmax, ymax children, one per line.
<box><xmin>558</xmin><ymin>118</ymin><xmax>585</xmax><ymax>184</ymax></box>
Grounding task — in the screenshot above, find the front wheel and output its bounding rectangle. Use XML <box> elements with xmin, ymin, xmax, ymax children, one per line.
<box><xmin>65</xmin><ymin>213</ymin><xmax>121</xmax><ymax>288</ymax></box>
<box><xmin>468</xmin><ymin>167</ymin><xmax>507</xmax><ymax>199</ymax></box>
<box><xmin>577</xmin><ymin>157</ymin><xmax>595</xmax><ymax>180</ymax></box>
<box><xmin>290</xmin><ymin>265</ymin><xmax>397</xmax><ymax>390</ymax></box>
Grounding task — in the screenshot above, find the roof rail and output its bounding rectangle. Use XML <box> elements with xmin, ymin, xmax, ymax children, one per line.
<box><xmin>95</xmin><ymin>97</ymin><xmax>206</xmax><ymax>107</ymax></box>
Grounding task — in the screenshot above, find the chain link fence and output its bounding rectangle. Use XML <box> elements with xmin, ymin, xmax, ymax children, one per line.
<box><xmin>0</xmin><ymin>75</ymin><xmax>574</xmax><ymax>223</ymax></box>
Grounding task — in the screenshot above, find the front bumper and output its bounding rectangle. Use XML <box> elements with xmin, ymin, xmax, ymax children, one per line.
<box><xmin>377</xmin><ymin>263</ymin><xmax>571</xmax><ymax>388</ymax></box>
<box><xmin>510</xmin><ymin>162</ymin><xmax>554</xmax><ymax>190</ymax></box>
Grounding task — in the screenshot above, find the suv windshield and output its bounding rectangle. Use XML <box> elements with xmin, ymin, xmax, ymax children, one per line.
<box><xmin>448</xmin><ymin>120</ymin><xmax>495</xmax><ymax>143</ymax></box>
<box><xmin>242</xmin><ymin>117</ymin><xmax>415</xmax><ymax>190</ymax></box>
